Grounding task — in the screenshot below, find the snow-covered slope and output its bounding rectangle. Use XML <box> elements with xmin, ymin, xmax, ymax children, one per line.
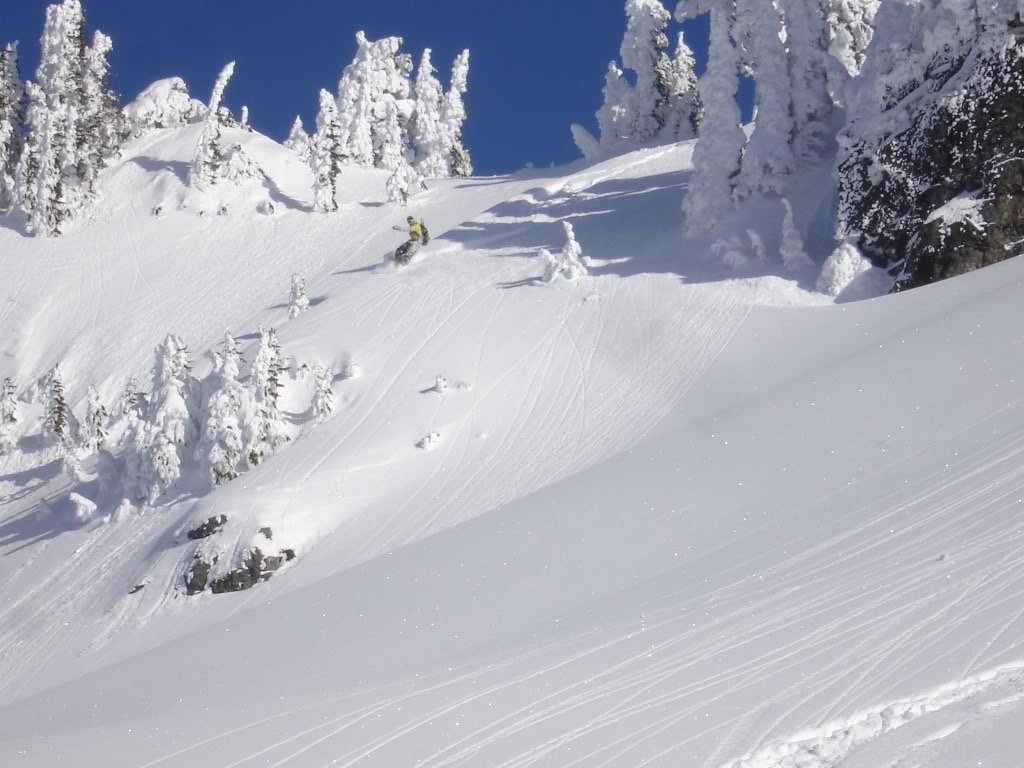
<box><xmin>1</xmin><ymin>127</ymin><xmax>1022</xmax><ymax>767</ymax></box>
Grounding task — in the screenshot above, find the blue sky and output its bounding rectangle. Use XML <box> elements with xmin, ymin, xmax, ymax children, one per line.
<box><xmin>4</xmin><ymin>0</ymin><xmax>713</xmax><ymax>175</ymax></box>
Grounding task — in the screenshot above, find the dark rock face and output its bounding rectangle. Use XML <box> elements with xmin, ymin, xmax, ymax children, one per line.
<box><xmin>187</xmin><ymin>514</ymin><xmax>229</xmax><ymax>540</ymax></box>
<box><xmin>837</xmin><ymin>36</ymin><xmax>1024</xmax><ymax>291</ymax></box>
<box><xmin>208</xmin><ymin>547</ymin><xmax>296</xmax><ymax>594</ymax></box>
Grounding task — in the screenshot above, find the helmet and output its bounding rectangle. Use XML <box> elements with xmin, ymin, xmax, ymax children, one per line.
<box><xmin>407</xmin><ymin>216</ymin><xmax>415</xmax><ymax>223</ymax></box>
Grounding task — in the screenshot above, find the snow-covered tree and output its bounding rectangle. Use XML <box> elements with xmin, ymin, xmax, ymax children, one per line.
<box><xmin>42</xmin><ymin>364</ymin><xmax>71</xmax><ymax>443</ymax></box>
<box><xmin>283</xmin><ymin>115</ymin><xmax>310</xmax><ymax>162</ymax></box>
<box><xmin>443</xmin><ymin>50</ymin><xmax>473</xmax><ymax>177</ymax></box>
<box><xmin>118</xmin><ymin>375</ymin><xmax>140</xmax><ymax>417</ymax></box>
<box><xmin>621</xmin><ymin>0</ymin><xmax>674</xmax><ymax>142</ymax></box>
<box><xmin>335</xmin><ymin>32</ymin><xmax>414</xmax><ymax>169</ymax></box>
<box><xmin>16</xmin><ymin>1</ymin><xmax>124</xmax><ymax>234</ymax></box>
<box><xmin>80</xmin><ymin>384</ymin><xmax>108</xmax><ymax>452</ymax></box>
<box><xmin>733</xmin><ymin>0</ymin><xmax>797</xmax><ymax>197</ymax></box>
<box><xmin>780</xmin><ymin>197</ymin><xmax>814</xmax><ymax>270</ymax></box>
<box><xmin>0</xmin><ymin>42</ymin><xmax>26</xmax><ymax>213</ymax></box>
<box><xmin>310</xmin><ymin>88</ymin><xmax>342</xmax><ymax>213</ymax></box>
<box><xmin>777</xmin><ymin>0</ymin><xmax>833</xmax><ymax>161</ymax></box>
<box><xmin>190</xmin><ymin>61</ymin><xmax>235</xmax><ymax>189</ymax></box>
<box><xmin>197</xmin><ymin>333</ymin><xmax>246</xmax><ymax>488</ymax></box>
<box><xmin>679</xmin><ymin>0</ymin><xmax>745</xmax><ymax>236</ymax></box>
<box><xmin>596</xmin><ymin>61</ymin><xmax>634</xmax><ymax>148</ymax></box>
<box><xmin>246</xmin><ymin>327</ymin><xmax>289</xmax><ymax>467</ymax></box>
<box><xmin>541</xmin><ymin>221</ymin><xmax>590</xmax><ymax>282</ymax></box>
<box><xmin>311</xmin><ymin>363</ymin><xmax>334</xmax><ymax>424</ymax></box>
<box><xmin>822</xmin><ymin>0</ymin><xmax>880</xmax><ymax>92</ymax></box>
<box><xmin>661</xmin><ymin>32</ymin><xmax>701</xmax><ymax>141</ymax></box>
<box><xmin>410</xmin><ymin>49</ymin><xmax>448</xmax><ymax>177</ymax></box>
<box><xmin>375</xmin><ymin>96</ymin><xmax>410</xmax><ymax>171</ymax></box>
<box><xmin>386</xmin><ymin>162</ymin><xmax>424</xmax><ymax>206</ymax></box>
<box><xmin>76</xmin><ymin>30</ymin><xmax>126</xmax><ymax>196</ymax></box>
<box><xmin>125</xmin><ymin>333</ymin><xmax>196</xmax><ymax>504</ymax></box>
<box><xmin>0</xmin><ymin>377</ymin><xmax>18</xmax><ymax>454</ymax></box>
<box><xmin>288</xmin><ymin>273</ymin><xmax>310</xmax><ymax>319</ymax></box>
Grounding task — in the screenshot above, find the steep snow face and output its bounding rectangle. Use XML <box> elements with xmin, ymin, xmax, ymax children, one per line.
<box><xmin>2</xmin><ymin>123</ymin><xmax>1023</xmax><ymax>768</ymax></box>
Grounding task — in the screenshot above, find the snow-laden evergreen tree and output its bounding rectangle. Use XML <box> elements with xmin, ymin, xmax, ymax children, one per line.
<box><xmin>0</xmin><ymin>42</ymin><xmax>26</xmax><ymax>214</ymax></box>
<box><xmin>118</xmin><ymin>375</ymin><xmax>139</xmax><ymax>417</ymax></box>
<box><xmin>335</xmin><ymin>32</ymin><xmax>414</xmax><ymax>169</ymax></box>
<box><xmin>43</xmin><ymin>364</ymin><xmax>71</xmax><ymax>443</ymax></box>
<box><xmin>410</xmin><ymin>49</ymin><xmax>448</xmax><ymax>178</ymax></box>
<box><xmin>678</xmin><ymin>0</ymin><xmax>745</xmax><ymax>235</ymax></box>
<box><xmin>780</xmin><ymin>197</ymin><xmax>814</xmax><ymax>270</ymax></box>
<box><xmin>661</xmin><ymin>32</ymin><xmax>701</xmax><ymax>141</ymax></box>
<box><xmin>0</xmin><ymin>377</ymin><xmax>18</xmax><ymax>454</ymax></box>
<box><xmin>541</xmin><ymin>221</ymin><xmax>590</xmax><ymax>282</ymax></box>
<box><xmin>190</xmin><ymin>61</ymin><xmax>235</xmax><ymax>189</ymax></box>
<box><xmin>311</xmin><ymin>363</ymin><xmax>334</xmax><ymax>425</ymax></box>
<box><xmin>288</xmin><ymin>273</ymin><xmax>310</xmax><ymax>319</ymax></box>
<box><xmin>777</xmin><ymin>0</ymin><xmax>833</xmax><ymax>161</ymax></box>
<box><xmin>733</xmin><ymin>0</ymin><xmax>796</xmax><ymax>197</ymax></box>
<box><xmin>197</xmin><ymin>333</ymin><xmax>246</xmax><ymax>488</ymax></box>
<box><xmin>620</xmin><ymin>0</ymin><xmax>674</xmax><ymax>142</ymax></box>
<box><xmin>283</xmin><ymin>115</ymin><xmax>310</xmax><ymax>162</ymax></box>
<box><xmin>76</xmin><ymin>30</ymin><xmax>126</xmax><ymax>197</ymax></box>
<box><xmin>822</xmin><ymin>0</ymin><xmax>879</xmax><ymax>94</ymax></box>
<box><xmin>375</xmin><ymin>96</ymin><xmax>410</xmax><ymax>171</ymax></box>
<box><xmin>310</xmin><ymin>88</ymin><xmax>342</xmax><ymax>213</ymax></box>
<box><xmin>595</xmin><ymin>61</ymin><xmax>633</xmax><ymax>148</ymax></box>
<box><xmin>443</xmin><ymin>50</ymin><xmax>473</xmax><ymax>177</ymax></box>
<box><xmin>16</xmin><ymin>1</ymin><xmax>124</xmax><ymax>234</ymax></box>
<box><xmin>246</xmin><ymin>327</ymin><xmax>289</xmax><ymax>467</ymax></box>
<box><xmin>125</xmin><ymin>333</ymin><xmax>196</xmax><ymax>504</ymax></box>
<box><xmin>386</xmin><ymin>162</ymin><xmax>424</xmax><ymax>206</ymax></box>
<box><xmin>80</xmin><ymin>384</ymin><xmax>108</xmax><ymax>452</ymax></box>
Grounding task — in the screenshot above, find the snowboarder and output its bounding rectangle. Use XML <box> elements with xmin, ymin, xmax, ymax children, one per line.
<box><xmin>392</xmin><ymin>216</ymin><xmax>423</xmax><ymax>265</ymax></box>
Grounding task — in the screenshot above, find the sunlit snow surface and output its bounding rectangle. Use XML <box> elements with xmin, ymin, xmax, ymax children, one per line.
<box><xmin>1</xmin><ymin>127</ymin><xmax>1022</xmax><ymax>767</ymax></box>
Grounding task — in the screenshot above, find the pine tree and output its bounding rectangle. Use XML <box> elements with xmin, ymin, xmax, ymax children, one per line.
<box><xmin>246</xmin><ymin>327</ymin><xmax>289</xmax><ymax>467</ymax></box>
<box><xmin>0</xmin><ymin>377</ymin><xmax>18</xmax><ymax>454</ymax></box>
<box><xmin>335</xmin><ymin>32</ymin><xmax>415</xmax><ymax>169</ymax></box>
<box><xmin>118</xmin><ymin>375</ymin><xmax>139</xmax><ymax>417</ymax></box>
<box><xmin>661</xmin><ymin>32</ymin><xmax>701</xmax><ymax>141</ymax></box>
<box><xmin>410</xmin><ymin>49</ymin><xmax>448</xmax><ymax>178</ymax></box>
<box><xmin>283</xmin><ymin>115</ymin><xmax>310</xmax><ymax>162</ymax></box>
<box><xmin>16</xmin><ymin>1</ymin><xmax>124</xmax><ymax>234</ymax></box>
<box><xmin>197</xmin><ymin>333</ymin><xmax>246</xmax><ymax>488</ymax></box>
<box><xmin>288</xmin><ymin>273</ymin><xmax>310</xmax><ymax>319</ymax></box>
<box><xmin>621</xmin><ymin>0</ymin><xmax>674</xmax><ymax>142</ymax></box>
<box><xmin>80</xmin><ymin>384</ymin><xmax>109</xmax><ymax>452</ymax></box>
<box><xmin>75</xmin><ymin>30</ymin><xmax>126</xmax><ymax>198</ymax></box>
<box><xmin>679</xmin><ymin>0</ymin><xmax>745</xmax><ymax>236</ymax></box>
<box><xmin>386</xmin><ymin>162</ymin><xmax>424</xmax><ymax>206</ymax></box>
<box><xmin>125</xmin><ymin>333</ymin><xmax>196</xmax><ymax>504</ymax></box>
<box><xmin>43</xmin><ymin>364</ymin><xmax>71</xmax><ymax>443</ymax></box>
<box><xmin>777</xmin><ymin>0</ymin><xmax>833</xmax><ymax>161</ymax></box>
<box><xmin>190</xmin><ymin>61</ymin><xmax>235</xmax><ymax>189</ymax></box>
<box><xmin>311</xmin><ymin>363</ymin><xmax>334</xmax><ymax>424</ymax></box>
<box><xmin>780</xmin><ymin>197</ymin><xmax>814</xmax><ymax>270</ymax></box>
<box><xmin>733</xmin><ymin>0</ymin><xmax>797</xmax><ymax>197</ymax></box>
<box><xmin>310</xmin><ymin>88</ymin><xmax>342</xmax><ymax>213</ymax></box>
<box><xmin>443</xmin><ymin>50</ymin><xmax>473</xmax><ymax>177</ymax></box>
<box><xmin>596</xmin><ymin>61</ymin><xmax>633</xmax><ymax>147</ymax></box>
<box><xmin>0</xmin><ymin>42</ymin><xmax>26</xmax><ymax>214</ymax></box>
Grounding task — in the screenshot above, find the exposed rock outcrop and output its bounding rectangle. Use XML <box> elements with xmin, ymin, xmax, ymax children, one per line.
<box><xmin>837</xmin><ymin>16</ymin><xmax>1024</xmax><ymax>292</ymax></box>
